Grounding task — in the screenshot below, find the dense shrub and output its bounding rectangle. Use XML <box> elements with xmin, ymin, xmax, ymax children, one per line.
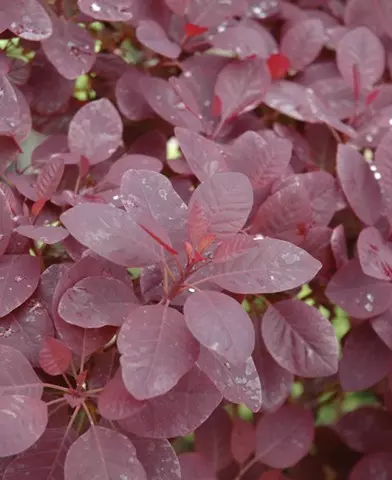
<box><xmin>1</xmin><ymin>0</ymin><xmax>392</xmax><ymax>478</ymax></box>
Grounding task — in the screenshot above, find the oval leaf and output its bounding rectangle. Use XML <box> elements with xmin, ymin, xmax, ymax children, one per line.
<box><xmin>58</xmin><ymin>276</ymin><xmax>138</xmax><ymax>328</ymax></box>
<box><xmin>281</xmin><ymin>19</ymin><xmax>325</xmax><ymax>72</ymax></box>
<box><xmin>118</xmin><ymin>305</ymin><xmax>200</xmax><ymax>400</ymax></box>
<box><xmin>255</xmin><ymin>404</ymin><xmax>314</xmax><ymax>468</ymax></box>
<box><xmin>336</xmin><ymin>27</ymin><xmax>385</xmax><ymax>91</ymax></box>
<box><xmin>68</xmin><ymin>98</ymin><xmax>122</xmax><ymax>164</ymax></box>
<box><xmin>39</xmin><ymin>337</ymin><xmax>72</xmax><ymax>376</ymax></box>
<box><xmin>0</xmin><ymin>255</ymin><xmax>41</xmax><ymax>318</ymax></box>
<box><xmin>0</xmin><ymin>395</ymin><xmax>47</xmax><ymax>457</ymax></box>
<box><xmin>184</xmin><ymin>290</ymin><xmax>255</xmax><ymax>365</ymax></box>
<box><xmin>339</xmin><ymin>322</ymin><xmax>392</xmax><ymax>392</ymax></box>
<box><xmin>261</xmin><ymin>299</ymin><xmax>339</xmax><ymax>377</ymax></box>
<box><xmin>0</xmin><ymin>344</ymin><xmax>43</xmax><ymax>398</ymax></box>
<box><xmin>60</xmin><ymin>204</ymin><xmax>162</xmax><ymax>267</ymax></box>
<box><xmin>357</xmin><ymin>226</ymin><xmax>392</xmax><ymax>280</ymax></box>
<box><xmin>337</xmin><ymin>144</ymin><xmax>382</xmax><ymax>226</ymax></box>
<box><xmin>191</xmin><ymin>238</ymin><xmax>321</xmax><ymax>294</ymax></box>
<box><xmin>64</xmin><ymin>426</ymin><xmax>147</xmax><ymax>480</ymax></box>
<box><xmin>119</xmin><ymin>367</ymin><xmax>222</xmax><ymax>438</ymax></box>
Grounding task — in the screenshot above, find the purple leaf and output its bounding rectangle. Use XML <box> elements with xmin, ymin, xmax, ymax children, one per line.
<box><xmin>349</xmin><ymin>452</ymin><xmax>392</xmax><ymax>479</ymax></box>
<box><xmin>175</xmin><ymin>127</ymin><xmax>230</xmax><ymax>181</ymax></box>
<box><xmin>339</xmin><ymin>322</ymin><xmax>392</xmax><ymax>391</ymax></box>
<box><xmin>336</xmin><ymin>27</ymin><xmax>385</xmax><ymax>91</ymax></box>
<box><xmin>329</xmin><ymin>226</ymin><xmax>347</xmax><ymax>269</ymax></box>
<box><xmin>64</xmin><ymin>426</ymin><xmax>147</xmax><ymax>480</ymax></box>
<box><xmin>51</xmin><ymin>255</ymin><xmax>128</xmax><ymax>355</ymax></box>
<box><xmin>188</xmin><ymin>172</ymin><xmax>253</xmax><ymax>246</ymax></box>
<box><xmin>337</xmin><ymin>144</ymin><xmax>382</xmax><ymax>226</ymax></box>
<box><xmin>357</xmin><ymin>226</ymin><xmax>392</xmax><ymax>280</ymax></box>
<box><xmin>336</xmin><ymin>407</ymin><xmax>392</xmax><ymax>454</ymax></box>
<box><xmin>130</xmin><ymin>436</ymin><xmax>182</xmax><ymax>480</ymax></box>
<box><xmin>253</xmin><ymin>321</ymin><xmax>293</xmax><ymax>412</ymax></box>
<box><xmin>120</xmin><ymin>169</ymin><xmax>188</xmax><ymax>249</ymax></box>
<box><xmin>36</xmin><ymin>158</ymin><xmax>65</xmax><ymax>201</ymax></box>
<box><xmin>197</xmin><ymin>346</ymin><xmax>262</xmax><ymax>412</ymax></box>
<box><xmin>139</xmin><ymin>77</ymin><xmax>202</xmax><ymax>131</ymax></box>
<box><xmin>119</xmin><ymin>367</ymin><xmax>222</xmax><ymax>438</ymax></box>
<box><xmin>0</xmin><ymin>255</ymin><xmax>41</xmax><ymax>318</ymax></box>
<box><xmin>68</xmin><ymin>98</ymin><xmax>123</xmax><ymax>164</ymax></box>
<box><xmin>375</xmin><ymin>130</ymin><xmax>392</xmax><ymax>218</ymax></box>
<box><xmin>118</xmin><ymin>305</ymin><xmax>199</xmax><ymax>400</ymax></box>
<box><xmin>0</xmin><ymin>190</ymin><xmax>13</xmax><ymax>255</ymax></box>
<box><xmin>59</xmin><ymin>276</ymin><xmax>138</xmax><ymax>328</ymax></box>
<box><xmin>6</xmin><ymin>0</ymin><xmax>52</xmax><ymax>41</ymax></box>
<box><xmin>136</xmin><ymin>20</ymin><xmax>180</xmax><ymax>59</ymax></box>
<box><xmin>281</xmin><ymin>19</ymin><xmax>325</xmax><ymax>72</ymax></box>
<box><xmin>228</xmin><ymin>130</ymin><xmax>292</xmax><ymax>190</ymax></box>
<box><xmin>255</xmin><ymin>404</ymin><xmax>314</xmax><ymax>468</ymax></box>
<box><xmin>0</xmin><ymin>298</ymin><xmax>53</xmax><ymax>367</ymax></box>
<box><xmin>3</xmin><ymin>427</ymin><xmax>76</xmax><ymax>480</ymax></box>
<box><xmin>78</xmin><ymin>0</ymin><xmax>135</xmax><ymax>21</ymax></box>
<box><xmin>261</xmin><ymin>299</ymin><xmax>339</xmax><ymax>377</ymax></box>
<box><xmin>185</xmin><ymin>0</ymin><xmax>247</xmax><ymax>27</ymax></box>
<box><xmin>106</xmin><ymin>155</ymin><xmax>162</xmax><ymax>185</ymax></box>
<box><xmin>0</xmin><ymin>344</ymin><xmax>43</xmax><ymax>398</ymax></box>
<box><xmin>60</xmin><ymin>204</ymin><xmax>162</xmax><ymax>267</ymax></box>
<box><xmin>325</xmin><ymin>258</ymin><xmax>392</xmax><ymax>319</ymax></box>
<box><xmin>214</xmin><ymin>58</ymin><xmax>271</xmax><ymax>124</ymax></box>
<box><xmin>179</xmin><ymin>452</ymin><xmax>217</xmax><ymax>480</ymax></box>
<box><xmin>252</xmin><ymin>183</ymin><xmax>313</xmax><ymax>244</ymax></box>
<box><xmin>42</xmin><ymin>16</ymin><xmax>96</xmax><ymax>80</ymax></box>
<box><xmin>194</xmin><ymin>407</ymin><xmax>233</xmax><ymax>472</ymax></box>
<box><xmin>98</xmin><ymin>369</ymin><xmax>142</xmax><ymax>420</ymax></box>
<box><xmin>213</xmin><ymin>233</ymin><xmax>257</xmax><ymax>263</ymax></box>
<box><xmin>184</xmin><ymin>290</ymin><xmax>255</xmax><ymax>365</ymax></box>
<box><xmin>211</xmin><ymin>24</ymin><xmax>272</xmax><ymax>60</ymax></box>
<box><xmin>231</xmin><ymin>417</ymin><xmax>255</xmax><ymax>464</ymax></box>
<box><xmin>38</xmin><ymin>337</ymin><xmax>72</xmax><ymax>376</ymax></box>
<box><xmin>0</xmin><ymin>395</ymin><xmax>47</xmax><ymax>457</ymax></box>
<box><xmin>15</xmin><ymin>225</ymin><xmax>69</xmax><ymax>245</ymax></box>
<box><xmin>371</xmin><ymin>306</ymin><xmax>392</xmax><ymax>350</ymax></box>
<box><xmin>191</xmin><ymin>238</ymin><xmax>321</xmax><ymax>294</ymax></box>
<box><xmin>0</xmin><ymin>75</ymin><xmax>21</xmax><ymax>136</ymax></box>
<box><xmin>115</xmin><ymin>67</ymin><xmax>154</xmax><ymax>121</ymax></box>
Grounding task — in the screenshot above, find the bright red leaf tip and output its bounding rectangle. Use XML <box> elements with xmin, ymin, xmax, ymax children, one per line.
<box><xmin>185</xmin><ymin>24</ymin><xmax>209</xmax><ymax>37</ymax></box>
<box><xmin>267</xmin><ymin>53</ymin><xmax>291</xmax><ymax>80</ymax></box>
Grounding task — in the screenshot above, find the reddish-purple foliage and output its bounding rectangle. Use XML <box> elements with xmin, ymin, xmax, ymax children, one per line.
<box><xmin>0</xmin><ymin>1</ymin><xmax>392</xmax><ymax>478</ymax></box>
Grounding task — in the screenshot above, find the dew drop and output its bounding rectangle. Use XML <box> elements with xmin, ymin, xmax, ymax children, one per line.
<box><xmin>224</xmin><ymin>362</ymin><xmax>231</xmax><ymax>369</ymax></box>
<box><xmin>366</xmin><ymin>293</ymin><xmax>375</xmax><ymax>302</ymax></box>
<box><xmin>176</xmin><ymin>102</ymin><xmax>186</xmax><ymax>110</ymax></box>
<box><xmin>375</xmin><ymin>172</ymin><xmax>382</xmax><ymax>180</ymax></box>
<box><xmin>91</xmin><ymin>2</ymin><xmax>101</xmax><ymax>12</ymax></box>
<box><xmin>158</xmin><ymin>188</ymin><xmax>168</xmax><ymax>200</ymax></box>
<box><xmin>188</xmin><ymin>287</ymin><xmax>196</xmax><ymax>293</ymax></box>
<box><xmin>184</xmin><ymin>70</ymin><xmax>192</xmax><ymax>78</ymax></box>
<box><xmin>254</xmin><ymin>234</ymin><xmax>264</xmax><ymax>240</ymax></box>
<box><xmin>15</xmin><ymin>276</ymin><xmax>23</xmax><ymax>283</ymax></box>
<box><xmin>364</xmin><ymin>303</ymin><xmax>373</xmax><ymax>312</ymax></box>
<box><xmin>217</xmin><ymin>22</ymin><xmax>228</xmax><ymax>33</ymax></box>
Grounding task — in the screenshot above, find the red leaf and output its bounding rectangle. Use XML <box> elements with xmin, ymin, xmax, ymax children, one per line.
<box><xmin>185</xmin><ymin>23</ymin><xmax>209</xmax><ymax>37</ymax></box>
<box><xmin>39</xmin><ymin>337</ymin><xmax>72</xmax><ymax>376</ymax></box>
<box><xmin>267</xmin><ymin>53</ymin><xmax>291</xmax><ymax>80</ymax></box>
<box><xmin>31</xmin><ymin>198</ymin><xmax>47</xmax><ymax>217</ymax></box>
<box><xmin>179</xmin><ymin>452</ymin><xmax>217</xmax><ymax>480</ymax></box>
<box><xmin>349</xmin><ymin>452</ymin><xmax>392</xmax><ymax>479</ymax></box>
